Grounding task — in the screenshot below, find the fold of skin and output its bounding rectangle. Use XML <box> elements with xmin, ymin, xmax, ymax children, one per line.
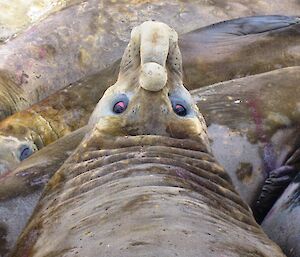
<box><xmin>10</xmin><ymin>21</ymin><xmax>285</xmax><ymax>257</ymax></box>
<box><xmin>262</xmin><ymin>173</ymin><xmax>300</xmax><ymax>257</ymax></box>
<box><xmin>1</xmin><ymin>0</ymin><xmax>300</xmax><ymax>120</ymax></box>
<box><xmin>1</xmin><ymin>15</ymin><xmax>300</xmax><ymax>176</ymax></box>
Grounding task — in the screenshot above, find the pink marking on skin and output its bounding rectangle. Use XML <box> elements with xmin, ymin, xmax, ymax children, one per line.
<box><xmin>21</xmin><ymin>248</ymin><xmax>30</xmax><ymax>257</ymax></box>
<box><xmin>246</xmin><ymin>98</ymin><xmax>276</xmax><ymax>174</ymax></box>
<box><xmin>176</xmin><ymin>169</ymin><xmax>187</xmax><ymax>179</ymax></box>
<box><xmin>247</xmin><ymin>98</ymin><xmax>266</xmax><ymax>143</ymax></box>
<box><xmin>38</xmin><ymin>47</ymin><xmax>47</xmax><ymax>59</ymax></box>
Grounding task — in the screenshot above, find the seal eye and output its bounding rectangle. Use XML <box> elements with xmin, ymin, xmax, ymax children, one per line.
<box><xmin>113</xmin><ymin>101</ymin><xmax>127</xmax><ymax>114</ymax></box>
<box><xmin>170</xmin><ymin>96</ymin><xmax>190</xmax><ymax>117</ymax></box>
<box><xmin>173</xmin><ymin>104</ymin><xmax>187</xmax><ymax>116</ymax></box>
<box><xmin>19</xmin><ymin>145</ymin><xmax>33</xmax><ymax>161</ymax></box>
<box><xmin>112</xmin><ymin>94</ymin><xmax>129</xmax><ymax>114</ymax></box>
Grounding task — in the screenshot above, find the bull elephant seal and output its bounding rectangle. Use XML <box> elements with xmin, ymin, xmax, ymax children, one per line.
<box><xmin>11</xmin><ymin>21</ymin><xmax>285</xmax><ymax>257</ymax></box>
<box><xmin>1</xmin><ymin>15</ymin><xmax>300</xmax><ymax>175</ymax></box>
<box><xmin>2</xmin><ymin>65</ymin><xmax>300</xmax><ymax>256</ymax></box>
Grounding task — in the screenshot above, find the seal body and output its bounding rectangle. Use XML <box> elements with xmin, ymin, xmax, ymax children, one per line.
<box><xmin>1</xmin><ymin>66</ymin><xmax>300</xmax><ymax>256</ymax></box>
<box><xmin>12</xmin><ymin>136</ymin><xmax>285</xmax><ymax>257</ymax></box>
<box><xmin>0</xmin><ymin>127</ymin><xmax>87</xmax><ymax>257</ymax></box>
<box><xmin>193</xmin><ymin>66</ymin><xmax>300</xmax><ymax>207</ymax></box>
<box><xmin>11</xmin><ymin>21</ymin><xmax>285</xmax><ymax>257</ymax></box>
<box><xmin>182</xmin><ymin>15</ymin><xmax>300</xmax><ymax>89</ymax></box>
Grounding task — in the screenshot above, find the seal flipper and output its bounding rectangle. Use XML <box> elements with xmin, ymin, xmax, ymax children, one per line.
<box><xmin>254</xmin><ymin>165</ymin><xmax>299</xmax><ymax>223</ymax></box>
<box><xmin>254</xmin><ymin>134</ymin><xmax>300</xmax><ymax>223</ymax></box>
<box><xmin>201</xmin><ymin>15</ymin><xmax>300</xmax><ymax>37</ymax></box>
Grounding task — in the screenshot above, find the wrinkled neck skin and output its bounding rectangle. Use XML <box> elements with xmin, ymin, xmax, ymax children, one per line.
<box><xmin>0</xmin><ymin>71</ymin><xmax>28</xmax><ymax>120</ymax></box>
<box><xmin>12</xmin><ymin>21</ymin><xmax>285</xmax><ymax>257</ymax></box>
<box><xmin>0</xmin><ymin>72</ymin><xmax>36</xmax><ymax>175</ymax></box>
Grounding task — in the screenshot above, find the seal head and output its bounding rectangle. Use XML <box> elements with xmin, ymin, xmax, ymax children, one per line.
<box><xmin>88</xmin><ymin>21</ymin><xmax>209</xmax><ymax>147</ymax></box>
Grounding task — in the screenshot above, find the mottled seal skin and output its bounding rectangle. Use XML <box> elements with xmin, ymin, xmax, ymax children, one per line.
<box><xmin>0</xmin><ymin>62</ymin><xmax>119</xmax><ymax>176</ymax></box>
<box><xmin>10</xmin><ymin>21</ymin><xmax>285</xmax><ymax>257</ymax></box>
<box><xmin>0</xmin><ymin>0</ymin><xmax>81</xmax><ymax>43</ymax></box>
<box><xmin>1</xmin><ymin>0</ymin><xmax>300</xmax><ymax>119</ymax></box>
<box><xmin>262</xmin><ymin>171</ymin><xmax>300</xmax><ymax>257</ymax></box>
<box><xmin>193</xmin><ymin>66</ymin><xmax>300</xmax><ymax>209</ymax></box>
<box><xmin>0</xmin><ymin>71</ymin><xmax>28</xmax><ymax>119</ymax></box>
<box><xmin>1</xmin><ymin>15</ymin><xmax>300</xmax><ymax>175</ymax></box>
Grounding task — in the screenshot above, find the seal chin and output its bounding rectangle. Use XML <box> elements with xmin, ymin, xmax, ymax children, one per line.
<box><xmin>139</xmin><ymin>62</ymin><xmax>167</xmax><ymax>91</ymax></box>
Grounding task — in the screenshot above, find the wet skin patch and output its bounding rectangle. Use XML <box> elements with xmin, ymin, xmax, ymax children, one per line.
<box><xmin>261</xmin><ymin>174</ymin><xmax>300</xmax><ymax>257</ymax></box>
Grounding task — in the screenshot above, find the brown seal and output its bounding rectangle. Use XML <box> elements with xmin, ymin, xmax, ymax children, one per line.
<box><xmin>10</xmin><ymin>21</ymin><xmax>285</xmax><ymax>257</ymax></box>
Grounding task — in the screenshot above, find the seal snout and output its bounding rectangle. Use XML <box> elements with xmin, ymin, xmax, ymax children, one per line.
<box><xmin>137</xmin><ymin>21</ymin><xmax>174</xmax><ymax>92</ymax></box>
<box><xmin>139</xmin><ymin>62</ymin><xmax>167</xmax><ymax>91</ymax></box>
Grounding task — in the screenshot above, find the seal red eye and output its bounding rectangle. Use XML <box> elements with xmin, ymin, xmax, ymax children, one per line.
<box><xmin>174</xmin><ymin>104</ymin><xmax>187</xmax><ymax>116</ymax></box>
<box><xmin>113</xmin><ymin>101</ymin><xmax>127</xmax><ymax>114</ymax></box>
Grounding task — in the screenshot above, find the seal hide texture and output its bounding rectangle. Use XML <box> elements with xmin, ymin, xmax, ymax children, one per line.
<box><xmin>11</xmin><ymin>21</ymin><xmax>285</xmax><ymax>257</ymax></box>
